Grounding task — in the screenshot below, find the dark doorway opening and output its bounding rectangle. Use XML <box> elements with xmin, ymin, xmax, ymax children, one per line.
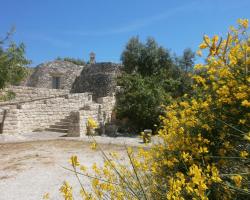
<box><xmin>52</xmin><ymin>77</ymin><xmax>60</xmax><ymax>89</ymax></box>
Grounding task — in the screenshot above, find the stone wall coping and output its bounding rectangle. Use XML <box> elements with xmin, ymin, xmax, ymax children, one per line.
<box><xmin>0</xmin><ymin>92</ymin><xmax>92</xmax><ymax>107</ymax></box>
<box><xmin>5</xmin><ymin>85</ymin><xmax>70</xmax><ymax>92</ymax></box>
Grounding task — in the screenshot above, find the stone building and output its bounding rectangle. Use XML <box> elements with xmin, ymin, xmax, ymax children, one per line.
<box><xmin>24</xmin><ymin>53</ymin><xmax>122</xmax><ymax>99</ymax></box>
<box><xmin>26</xmin><ymin>60</ymin><xmax>84</xmax><ymax>90</ymax></box>
<box><xmin>0</xmin><ymin>53</ymin><xmax>121</xmax><ymax>136</ymax></box>
<box><xmin>71</xmin><ymin>62</ymin><xmax>122</xmax><ymax>99</ymax></box>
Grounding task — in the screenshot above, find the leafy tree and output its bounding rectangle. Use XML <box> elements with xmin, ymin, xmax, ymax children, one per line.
<box><xmin>178</xmin><ymin>48</ymin><xmax>195</xmax><ymax>72</ymax></box>
<box><xmin>121</xmin><ymin>37</ymin><xmax>173</xmax><ymax>76</ymax></box>
<box><xmin>116</xmin><ymin>37</ymin><xmax>193</xmax><ymax>131</ymax></box>
<box><xmin>116</xmin><ymin>74</ymin><xmax>171</xmax><ymax>131</ymax></box>
<box><xmin>0</xmin><ymin>29</ymin><xmax>30</xmax><ymax>89</ymax></box>
<box><xmin>174</xmin><ymin>49</ymin><xmax>196</xmax><ymax>96</ymax></box>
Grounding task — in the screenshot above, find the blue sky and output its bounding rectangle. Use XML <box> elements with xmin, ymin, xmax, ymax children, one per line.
<box><xmin>1</xmin><ymin>0</ymin><xmax>250</xmax><ymax>66</ymax></box>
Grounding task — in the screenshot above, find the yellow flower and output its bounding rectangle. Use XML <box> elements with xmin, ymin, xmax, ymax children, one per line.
<box><xmin>202</xmin><ymin>124</ymin><xmax>211</xmax><ymax>131</ymax></box>
<box><xmin>110</xmin><ymin>152</ymin><xmax>119</xmax><ymax>159</ymax></box>
<box><xmin>43</xmin><ymin>193</ymin><xmax>50</xmax><ymax>200</ymax></box>
<box><xmin>211</xmin><ymin>166</ymin><xmax>222</xmax><ymax>183</ymax></box>
<box><xmin>240</xmin><ymin>151</ymin><xmax>248</xmax><ymax>158</ymax></box>
<box><xmin>87</xmin><ymin>117</ymin><xmax>98</xmax><ymax>129</ymax></box>
<box><xmin>90</xmin><ymin>142</ymin><xmax>97</xmax><ymax>150</ymax></box>
<box><xmin>92</xmin><ymin>162</ymin><xmax>101</xmax><ymax>174</ymax></box>
<box><xmin>80</xmin><ymin>165</ymin><xmax>87</xmax><ymax>172</ymax></box>
<box><xmin>181</xmin><ymin>152</ymin><xmax>191</xmax><ymax>162</ymax></box>
<box><xmin>204</xmin><ymin>35</ymin><xmax>211</xmax><ymax>44</ymax></box>
<box><xmin>231</xmin><ymin>175</ymin><xmax>242</xmax><ymax>187</ymax></box>
<box><xmin>198</xmin><ymin>146</ymin><xmax>209</xmax><ymax>154</ymax></box>
<box><xmin>241</xmin><ymin>100</ymin><xmax>250</xmax><ymax>107</ymax></box>
<box><xmin>196</xmin><ymin>49</ymin><xmax>202</xmax><ymax>56</ymax></box>
<box><xmin>199</xmin><ymin>42</ymin><xmax>207</xmax><ymax>49</ymax></box>
<box><xmin>70</xmin><ymin>155</ymin><xmax>80</xmax><ymax>167</ymax></box>
<box><xmin>185</xmin><ymin>183</ymin><xmax>194</xmax><ymax>193</ymax></box>
<box><xmin>235</xmin><ymin>92</ymin><xmax>247</xmax><ymax>99</ymax></box>
<box><xmin>92</xmin><ymin>178</ymin><xmax>100</xmax><ymax>187</ymax></box>
<box><xmin>60</xmin><ymin>181</ymin><xmax>73</xmax><ymax>200</ymax></box>
<box><xmin>180</xmin><ymin>101</ymin><xmax>189</xmax><ymax>108</ymax></box>
<box><xmin>244</xmin><ymin>132</ymin><xmax>250</xmax><ymax>142</ymax></box>
<box><xmin>239</xmin><ymin>119</ymin><xmax>246</xmax><ymax>124</ymax></box>
<box><xmin>238</xmin><ymin>18</ymin><xmax>249</xmax><ymax>29</ymax></box>
<box><xmin>193</xmin><ymin>75</ymin><xmax>206</xmax><ymax>85</ymax></box>
<box><xmin>212</xmin><ymin>35</ymin><xmax>219</xmax><ymax>44</ymax></box>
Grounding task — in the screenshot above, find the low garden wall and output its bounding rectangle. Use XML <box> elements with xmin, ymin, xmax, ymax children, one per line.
<box><xmin>1</xmin><ymin>86</ymin><xmax>69</xmax><ymax>102</ymax></box>
<box><xmin>1</xmin><ymin>92</ymin><xmax>92</xmax><ymax>134</ymax></box>
<box><xmin>68</xmin><ymin>96</ymin><xmax>116</xmax><ymax>137</ymax></box>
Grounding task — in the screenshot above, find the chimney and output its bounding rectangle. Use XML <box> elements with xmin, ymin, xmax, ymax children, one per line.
<box><xmin>89</xmin><ymin>52</ymin><xmax>96</xmax><ymax>64</ymax></box>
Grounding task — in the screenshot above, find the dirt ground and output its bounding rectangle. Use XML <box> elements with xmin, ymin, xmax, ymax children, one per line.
<box><xmin>0</xmin><ymin>140</ymin><xmax>132</xmax><ymax>200</ymax></box>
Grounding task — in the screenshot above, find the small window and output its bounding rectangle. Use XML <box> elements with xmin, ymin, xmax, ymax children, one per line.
<box><xmin>52</xmin><ymin>77</ymin><xmax>60</xmax><ymax>89</ymax></box>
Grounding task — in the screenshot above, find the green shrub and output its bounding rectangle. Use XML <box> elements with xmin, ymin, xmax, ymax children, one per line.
<box><xmin>0</xmin><ymin>28</ymin><xmax>30</xmax><ymax>89</ymax></box>
<box><xmin>116</xmin><ymin>37</ymin><xmax>194</xmax><ymax>132</ymax></box>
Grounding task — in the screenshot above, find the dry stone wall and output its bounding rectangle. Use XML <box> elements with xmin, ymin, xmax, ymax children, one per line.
<box><xmin>1</xmin><ymin>86</ymin><xmax>69</xmax><ymax>102</ymax></box>
<box><xmin>0</xmin><ymin>61</ymin><xmax>119</xmax><ymax>136</ymax></box>
<box><xmin>0</xmin><ymin>88</ymin><xmax>116</xmax><ymax>137</ymax></box>
<box><xmin>71</xmin><ymin>62</ymin><xmax>121</xmax><ymax>99</ymax></box>
<box><xmin>1</xmin><ymin>93</ymin><xmax>93</xmax><ymax>134</ymax></box>
<box><xmin>26</xmin><ymin>60</ymin><xmax>84</xmax><ymax>90</ymax></box>
<box><xmin>68</xmin><ymin>96</ymin><xmax>116</xmax><ymax>137</ymax></box>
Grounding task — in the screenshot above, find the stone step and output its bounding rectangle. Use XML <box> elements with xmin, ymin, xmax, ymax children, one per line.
<box><xmin>45</xmin><ymin>128</ymin><xmax>69</xmax><ymax>133</ymax></box>
<box><xmin>60</xmin><ymin>120</ymin><xmax>72</xmax><ymax>124</ymax></box>
<box><xmin>50</xmin><ymin>124</ymin><xmax>69</xmax><ymax>129</ymax></box>
<box><xmin>55</xmin><ymin>121</ymin><xmax>71</xmax><ymax>126</ymax></box>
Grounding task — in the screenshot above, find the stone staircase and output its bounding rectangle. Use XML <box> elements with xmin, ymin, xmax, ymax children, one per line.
<box><xmin>45</xmin><ymin>115</ymin><xmax>72</xmax><ymax>133</ymax></box>
<box><xmin>0</xmin><ymin>86</ymin><xmax>116</xmax><ymax>137</ymax></box>
<box><xmin>0</xmin><ymin>91</ymin><xmax>93</xmax><ymax>135</ymax></box>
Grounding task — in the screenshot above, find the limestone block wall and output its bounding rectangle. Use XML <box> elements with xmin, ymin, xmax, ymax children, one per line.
<box><xmin>79</xmin><ymin>104</ymin><xmax>103</xmax><ymax>137</ymax></box>
<box><xmin>1</xmin><ymin>86</ymin><xmax>69</xmax><ymax>102</ymax></box>
<box><xmin>70</xmin><ymin>95</ymin><xmax>116</xmax><ymax>137</ymax></box>
<box><xmin>26</xmin><ymin>60</ymin><xmax>84</xmax><ymax>90</ymax></box>
<box><xmin>0</xmin><ymin>105</ymin><xmax>18</xmax><ymax>134</ymax></box>
<box><xmin>71</xmin><ymin>62</ymin><xmax>121</xmax><ymax>99</ymax></box>
<box><xmin>0</xmin><ymin>108</ymin><xmax>5</xmax><ymax>122</ymax></box>
<box><xmin>67</xmin><ymin>111</ymin><xmax>80</xmax><ymax>137</ymax></box>
<box><xmin>96</xmin><ymin>96</ymin><xmax>116</xmax><ymax>121</ymax></box>
<box><xmin>2</xmin><ymin>93</ymin><xmax>93</xmax><ymax>134</ymax></box>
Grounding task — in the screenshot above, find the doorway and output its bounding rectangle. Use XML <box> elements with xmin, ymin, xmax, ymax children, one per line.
<box><xmin>52</xmin><ymin>76</ymin><xmax>60</xmax><ymax>89</ymax></box>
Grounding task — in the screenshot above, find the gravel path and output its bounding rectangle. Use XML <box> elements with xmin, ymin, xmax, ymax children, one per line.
<box><xmin>0</xmin><ymin>133</ymin><xmax>149</xmax><ymax>200</ymax></box>
<box><xmin>0</xmin><ymin>131</ymin><xmax>145</xmax><ymax>147</ymax></box>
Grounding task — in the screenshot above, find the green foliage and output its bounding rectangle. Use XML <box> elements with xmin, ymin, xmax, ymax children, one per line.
<box><xmin>121</xmin><ymin>37</ymin><xmax>173</xmax><ymax>76</ymax></box>
<box><xmin>178</xmin><ymin>48</ymin><xmax>195</xmax><ymax>72</ymax></box>
<box><xmin>56</xmin><ymin>57</ymin><xmax>85</xmax><ymax>66</ymax></box>
<box><xmin>116</xmin><ymin>74</ymin><xmax>171</xmax><ymax>131</ymax></box>
<box><xmin>116</xmin><ymin>37</ymin><xmax>195</xmax><ymax>132</ymax></box>
<box><xmin>0</xmin><ymin>90</ymin><xmax>16</xmax><ymax>101</ymax></box>
<box><xmin>0</xmin><ymin>29</ymin><xmax>30</xmax><ymax>89</ymax></box>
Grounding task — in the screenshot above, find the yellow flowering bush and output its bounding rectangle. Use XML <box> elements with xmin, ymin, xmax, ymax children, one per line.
<box><xmin>59</xmin><ymin>19</ymin><xmax>250</xmax><ymax>200</ymax></box>
<box><xmin>87</xmin><ymin>117</ymin><xmax>98</xmax><ymax>129</ymax></box>
<box><xmin>148</xmin><ymin>18</ymin><xmax>250</xmax><ymax>199</ymax></box>
<box><xmin>86</xmin><ymin>117</ymin><xmax>98</xmax><ymax>135</ymax></box>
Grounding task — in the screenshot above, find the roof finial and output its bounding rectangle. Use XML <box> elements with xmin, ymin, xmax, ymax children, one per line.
<box><xmin>89</xmin><ymin>52</ymin><xmax>96</xmax><ymax>64</ymax></box>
